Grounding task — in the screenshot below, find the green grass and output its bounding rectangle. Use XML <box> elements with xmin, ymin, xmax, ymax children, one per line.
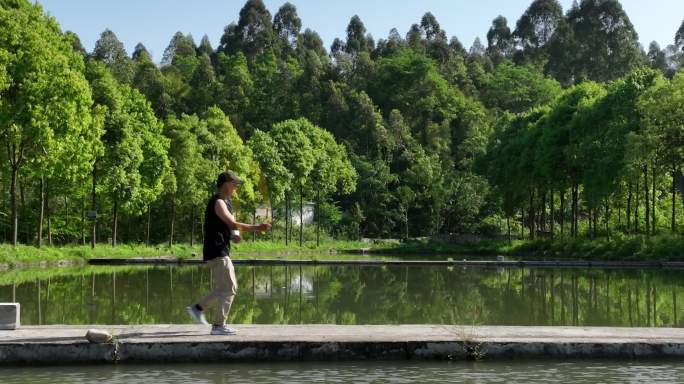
<box><xmin>5</xmin><ymin>235</ymin><xmax>682</xmax><ymax>265</ymax></box>
<box><xmin>368</xmin><ymin>238</ymin><xmax>503</xmax><ymax>256</ymax></box>
<box><xmin>502</xmin><ymin>235</ymin><xmax>684</xmax><ymax>261</ymax></box>
<box><xmin>371</xmin><ymin>235</ymin><xmax>684</xmax><ymax>261</ymax></box>
<box><xmin>0</xmin><ymin>240</ymin><xmax>370</xmax><ymax>265</ymax></box>
<box><xmin>0</xmin><ymin>265</ymin><xmax>152</xmax><ymax>286</ymax></box>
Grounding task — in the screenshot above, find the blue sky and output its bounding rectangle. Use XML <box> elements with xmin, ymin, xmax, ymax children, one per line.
<box><xmin>39</xmin><ymin>0</ymin><xmax>684</xmax><ymax>62</ymax></box>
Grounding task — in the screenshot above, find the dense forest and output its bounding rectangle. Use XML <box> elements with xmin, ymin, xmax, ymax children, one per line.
<box><xmin>1</xmin><ymin>0</ymin><xmax>684</xmax><ymax>248</ymax></box>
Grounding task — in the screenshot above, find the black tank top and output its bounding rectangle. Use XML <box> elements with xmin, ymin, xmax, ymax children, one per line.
<box><xmin>203</xmin><ymin>194</ymin><xmax>233</xmax><ymax>261</ymax></box>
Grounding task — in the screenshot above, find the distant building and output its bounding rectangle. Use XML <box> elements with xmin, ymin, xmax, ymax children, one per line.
<box><xmin>256</xmin><ymin>203</ymin><xmax>315</xmax><ymax>225</ymax></box>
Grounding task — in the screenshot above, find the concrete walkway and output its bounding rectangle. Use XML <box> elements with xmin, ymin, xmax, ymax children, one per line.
<box><xmin>2</xmin><ymin>325</ymin><xmax>684</xmax><ymax>364</ymax></box>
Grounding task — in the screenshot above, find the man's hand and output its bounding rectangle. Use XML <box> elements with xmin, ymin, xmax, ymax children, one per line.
<box><xmin>231</xmin><ymin>230</ymin><xmax>242</xmax><ymax>244</ymax></box>
<box><xmin>257</xmin><ymin>223</ymin><xmax>272</xmax><ymax>232</ymax></box>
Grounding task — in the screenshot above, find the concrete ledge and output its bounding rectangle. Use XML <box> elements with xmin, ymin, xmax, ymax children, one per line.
<box><xmin>2</xmin><ymin>325</ymin><xmax>684</xmax><ymax>365</ymax></box>
<box><xmin>88</xmin><ymin>257</ymin><xmax>684</xmax><ymax>269</ymax></box>
<box><xmin>0</xmin><ymin>303</ymin><xmax>19</xmax><ymax>330</ymax></box>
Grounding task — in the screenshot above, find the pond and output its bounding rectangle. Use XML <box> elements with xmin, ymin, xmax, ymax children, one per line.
<box><xmin>2</xmin><ymin>360</ymin><xmax>683</xmax><ymax>383</ymax></box>
<box><xmin>0</xmin><ymin>262</ymin><xmax>683</xmax><ymax>326</ymax></box>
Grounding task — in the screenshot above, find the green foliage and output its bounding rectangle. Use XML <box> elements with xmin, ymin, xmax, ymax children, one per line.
<box><xmin>546</xmin><ymin>0</ymin><xmax>644</xmax><ymax>84</ymax></box>
<box><xmin>93</xmin><ymin>29</ymin><xmax>134</xmax><ymax>84</ymax></box>
<box><xmin>4</xmin><ymin>0</ymin><xmax>684</xmax><ymax>256</ymax></box>
<box><xmin>482</xmin><ymin>61</ymin><xmax>561</xmax><ymax>113</ymax></box>
<box><xmin>0</xmin><ymin>0</ymin><xmax>96</xmax><ymax>245</ymax></box>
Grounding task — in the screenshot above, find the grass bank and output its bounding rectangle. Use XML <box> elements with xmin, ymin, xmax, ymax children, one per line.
<box><xmin>5</xmin><ymin>235</ymin><xmax>682</xmax><ymax>265</ymax></box>
<box><xmin>371</xmin><ymin>235</ymin><xmax>684</xmax><ymax>261</ymax></box>
<box><xmin>0</xmin><ymin>240</ymin><xmax>369</xmax><ymax>266</ymax></box>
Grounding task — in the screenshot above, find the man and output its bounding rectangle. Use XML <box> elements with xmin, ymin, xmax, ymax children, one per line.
<box><xmin>186</xmin><ymin>171</ymin><xmax>271</xmax><ymax>335</ymax></box>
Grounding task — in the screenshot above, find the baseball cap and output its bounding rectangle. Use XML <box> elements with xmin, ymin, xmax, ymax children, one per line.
<box><xmin>216</xmin><ymin>171</ymin><xmax>243</xmax><ymax>188</ymax></box>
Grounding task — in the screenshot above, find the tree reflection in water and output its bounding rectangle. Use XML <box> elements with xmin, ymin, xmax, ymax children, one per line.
<box><xmin>1</xmin><ymin>265</ymin><xmax>682</xmax><ymax>327</ymax></box>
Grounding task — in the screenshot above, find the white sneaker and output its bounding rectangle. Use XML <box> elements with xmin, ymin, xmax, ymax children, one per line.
<box><xmin>186</xmin><ymin>305</ymin><xmax>208</xmax><ymax>325</ymax></box>
<box><xmin>210</xmin><ymin>325</ymin><xmax>238</xmax><ymax>335</ymax></box>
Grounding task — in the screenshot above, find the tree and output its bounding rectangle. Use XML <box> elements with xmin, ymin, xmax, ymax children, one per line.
<box><xmin>213</xmin><ymin>52</ymin><xmax>253</xmax><ymax>132</ymax></box>
<box><xmin>514</xmin><ymin>0</ymin><xmax>563</xmax><ymax>63</ymax></box>
<box><xmin>300</xmin><ymin>122</ymin><xmax>357</xmax><ymax>245</ymax></box>
<box><xmin>248</xmin><ymin>129</ymin><xmax>292</xmax><ymax>215</ymax></box>
<box><xmin>647</xmin><ymin>41</ymin><xmax>668</xmax><ymax>74</ymax></box>
<box><xmin>87</xmin><ymin>60</ymin><xmax>167</xmax><ymax>247</ymax></box>
<box><xmin>345</xmin><ymin>15</ymin><xmax>370</xmax><ymax>55</ymax></box>
<box><xmin>187</xmin><ymin>53</ymin><xmax>217</xmax><ymax>113</ymax></box>
<box><xmin>547</xmin><ymin>0</ymin><xmax>643</xmax><ymax>84</ymax></box>
<box><xmin>0</xmin><ymin>1</ymin><xmax>95</xmax><ymax>246</ymax></box>
<box><xmin>161</xmin><ymin>32</ymin><xmax>197</xmax><ymax>66</ymax></box>
<box><xmin>201</xmin><ymin>107</ymin><xmax>260</xmax><ymax>209</ymax></box>
<box><xmin>538</xmin><ymin>82</ymin><xmax>607</xmax><ymax>237</ymax></box>
<box><xmin>273</xmin><ymin>2</ymin><xmax>301</xmax><ymax>56</ymax></box>
<box><xmin>300</xmin><ymin>28</ymin><xmax>328</xmax><ymax>59</ymax></box>
<box><xmin>638</xmin><ymin>71</ymin><xmax>684</xmax><ymax>233</ymax></box>
<box><xmin>486</xmin><ymin>16</ymin><xmax>514</xmax><ymax>63</ymax></box>
<box><xmin>419</xmin><ymin>13</ymin><xmax>450</xmax><ymax>65</ymax></box>
<box><xmin>676</xmin><ymin>19</ymin><xmax>684</xmax><ymax>50</ymax></box>
<box><xmin>132</xmin><ymin>43</ymin><xmax>152</xmax><ymax>62</ymax></box>
<box><xmin>268</xmin><ymin>119</ymin><xmax>315</xmax><ymax>244</ymax></box>
<box><xmin>197</xmin><ymin>34</ymin><xmax>213</xmax><ymax>56</ymax></box>
<box><xmin>164</xmin><ymin>114</ymin><xmax>206</xmax><ymax>246</ymax></box>
<box><xmin>219</xmin><ymin>0</ymin><xmax>275</xmax><ymax>58</ymax></box>
<box><xmin>93</xmin><ymin>29</ymin><xmax>134</xmax><ymax>84</ymax></box>
<box><xmin>64</xmin><ymin>30</ymin><xmax>87</xmax><ymax>57</ymax></box>
<box><xmin>132</xmin><ymin>44</ymin><xmax>172</xmax><ymax>118</ymax></box>
<box><xmin>482</xmin><ymin>61</ymin><xmax>561</xmax><ymax>113</ymax></box>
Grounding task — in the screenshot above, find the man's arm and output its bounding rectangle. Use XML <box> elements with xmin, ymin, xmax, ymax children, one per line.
<box><xmin>215</xmin><ymin>199</ymin><xmax>270</xmax><ymax>232</ymax></box>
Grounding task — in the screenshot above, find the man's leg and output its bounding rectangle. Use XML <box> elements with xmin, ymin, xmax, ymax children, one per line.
<box><xmin>198</xmin><ymin>257</ymin><xmax>224</xmax><ymax>312</ymax></box>
<box><xmin>188</xmin><ymin>258</ymin><xmax>223</xmax><ymax>325</ymax></box>
<box><xmin>213</xmin><ymin>256</ymin><xmax>238</xmax><ymax>325</ymax></box>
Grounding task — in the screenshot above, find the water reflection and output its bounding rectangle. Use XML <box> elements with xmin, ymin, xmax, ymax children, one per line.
<box><xmin>0</xmin><ymin>264</ymin><xmax>683</xmax><ymax>327</ymax></box>
<box><xmin>3</xmin><ymin>361</ymin><xmax>684</xmax><ymax>384</ymax></box>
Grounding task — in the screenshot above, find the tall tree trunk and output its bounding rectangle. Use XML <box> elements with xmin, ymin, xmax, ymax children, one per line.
<box><xmin>520</xmin><ymin>209</ymin><xmax>525</xmax><ymax>240</ymax></box>
<box><xmin>285</xmin><ymin>192</ymin><xmax>289</xmax><ymax>246</ymax></box>
<box><xmin>316</xmin><ymin>189</ymin><xmax>320</xmax><ymax>247</ymax></box>
<box><xmin>46</xmin><ymin>180</ymin><xmax>52</xmax><ymax>246</ymax></box>
<box><xmin>672</xmin><ymin>168</ymin><xmax>677</xmax><ymax>234</ymax></box>
<box><xmin>190</xmin><ymin>206</ymin><xmax>195</xmax><ymax>247</ymax></box>
<box><xmin>146</xmin><ymin>205</ymin><xmax>151</xmax><ymax>245</ymax></box>
<box><xmin>112</xmin><ymin>196</ymin><xmax>118</xmax><ymax>247</ymax></box>
<box><xmin>169</xmin><ymin>198</ymin><xmax>175</xmax><ymax>247</ymax></box>
<box><xmin>560</xmin><ymin>189</ymin><xmax>565</xmax><ymax>238</ymax></box>
<box><xmin>252</xmin><ymin>209</ymin><xmax>257</xmax><ymax>242</ymax></box>
<box><xmin>528</xmin><ymin>188</ymin><xmax>535</xmax><ymax>240</ymax></box>
<box><xmin>91</xmin><ymin>166</ymin><xmax>97</xmax><ymax>249</ymax></box>
<box><xmin>644</xmin><ymin>166</ymin><xmax>650</xmax><ymax>237</ymax></box>
<box><xmin>635</xmin><ymin>176</ymin><xmax>640</xmax><ymax>234</ymax></box>
<box><xmin>604</xmin><ymin>197</ymin><xmax>620</xmax><ymax>239</ymax></box>
<box><xmin>299</xmin><ymin>184</ymin><xmax>304</xmax><ymax>247</ymax></box>
<box><xmin>627</xmin><ymin>182</ymin><xmax>632</xmax><ymax>232</ymax></box>
<box><xmin>541</xmin><ymin>189</ymin><xmax>547</xmax><ymax>232</ymax></box>
<box><xmin>38</xmin><ymin>176</ymin><xmax>45</xmax><ymax>247</ymax></box>
<box><xmin>652</xmin><ymin>163</ymin><xmax>657</xmax><ymax>235</ymax></box>
<box><xmin>64</xmin><ymin>193</ymin><xmax>69</xmax><ymax>240</ymax></box>
<box><xmin>19</xmin><ymin>177</ymin><xmax>26</xmax><ymax>243</ymax></box>
<box><xmin>81</xmin><ymin>195</ymin><xmax>86</xmax><ymax>245</ymax></box>
<box><xmin>572</xmin><ymin>183</ymin><xmax>579</xmax><ymax>238</ymax></box>
<box><xmin>550</xmin><ymin>190</ymin><xmax>554</xmax><ymax>237</ymax></box>
<box><xmin>10</xmin><ymin>165</ymin><xmax>19</xmax><ymax>246</ymax></box>
<box><xmin>404</xmin><ymin>207</ymin><xmax>409</xmax><ymax>240</ymax></box>
<box><xmin>507</xmin><ymin>216</ymin><xmax>512</xmax><ymax>245</ymax></box>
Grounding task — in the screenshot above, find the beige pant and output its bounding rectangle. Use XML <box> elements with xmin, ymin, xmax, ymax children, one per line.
<box><xmin>199</xmin><ymin>256</ymin><xmax>238</xmax><ymax>325</ymax></box>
